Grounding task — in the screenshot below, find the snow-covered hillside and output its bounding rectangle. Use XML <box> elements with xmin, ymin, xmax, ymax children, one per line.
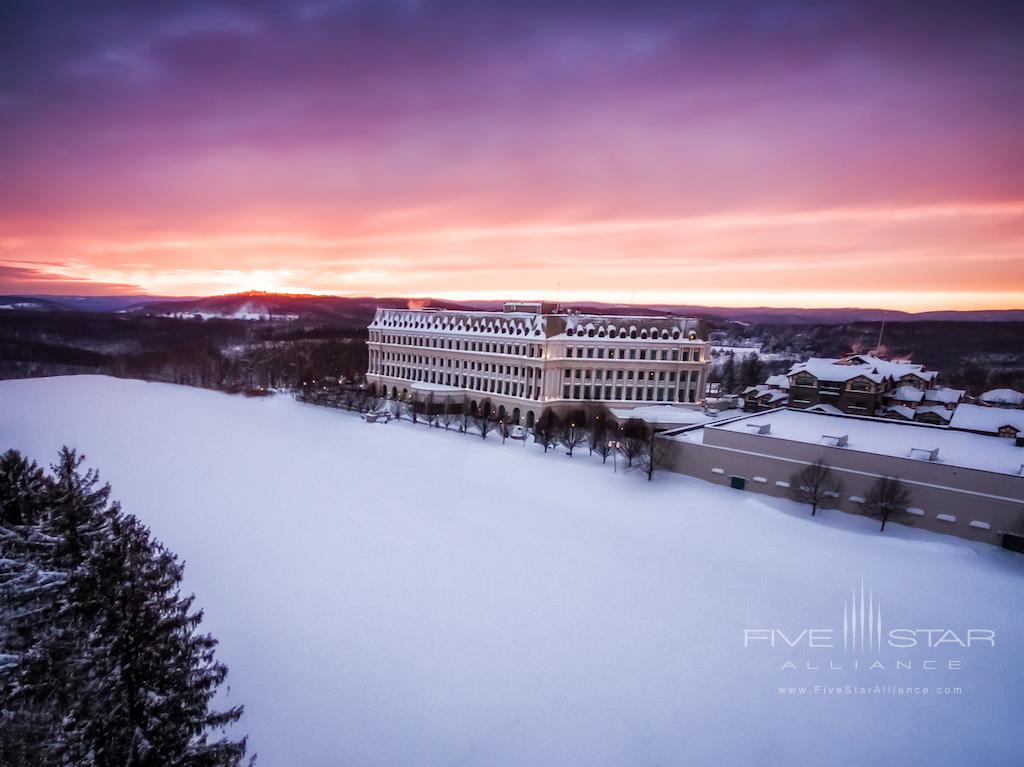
<box><xmin>1</xmin><ymin>376</ymin><xmax>1022</xmax><ymax>767</ymax></box>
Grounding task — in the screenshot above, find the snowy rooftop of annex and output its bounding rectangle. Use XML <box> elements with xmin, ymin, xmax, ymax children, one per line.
<box><xmin>672</xmin><ymin>408</ymin><xmax>1024</xmax><ymax>477</ymax></box>
<box><xmin>608</xmin><ymin>404</ymin><xmax>743</xmax><ymax>427</ymax></box>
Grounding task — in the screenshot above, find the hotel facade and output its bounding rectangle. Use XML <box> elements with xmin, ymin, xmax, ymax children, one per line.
<box><xmin>366</xmin><ymin>303</ymin><xmax>710</xmax><ymax>426</ymax></box>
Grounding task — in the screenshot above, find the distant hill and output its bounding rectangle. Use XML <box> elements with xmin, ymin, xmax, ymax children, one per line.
<box><xmin>3</xmin><ymin>292</ymin><xmax>1022</xmax><ymax>325</ymax></box>
<box><xmin>127</xmin><ymin>292</ymin><xmax>479</xmax><ymax>328</ymax></box>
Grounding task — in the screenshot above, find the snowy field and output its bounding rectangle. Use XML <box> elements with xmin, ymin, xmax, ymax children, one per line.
<box><xmin>2</xmin><ymin>375</ymin><xmax>1023</xmax><ymax>766</ymax></box>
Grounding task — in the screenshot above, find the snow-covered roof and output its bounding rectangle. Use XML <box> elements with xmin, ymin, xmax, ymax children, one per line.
<box><xmin>886</xmin><ymin>386</ymin><xmax>925</xmax><ymax>403</ymax></box>
<box><xmin>743</xmin><ymin>385</ymin><xmax>789</xmax><ymax>404</ymax></box>
<box><xmin>915</xmin><ymin>405</ymin><xmax>953</xmax><ymax>422</ymax></box>
<box><xmin>849</xmin><ymin>354</ymin><xmax>939</xmax><ymax>382</ymax></box>
<box><xmin>883</xmin><ymin>405</ymin><xmax>916</xmax><ymax>420</ymax></box>
<box><xmin>608</xmin><ymin>405</ymin><xmax>740</xmax><ymax>427</ymax></box>
<box><xmin>923</xmin><ymin>387</ymin><xmax>964</xmax><ymax>405</ymax></box>
<box><xmin>557</xmin><ymin>314</ymin><xmax>703</xmax><ymax>342</ymax></box>
<box><xmin>788</xmin><ymin>355</ymin><xmax>937</xmax><ymax>385</ymax></box>
<box><xmin>370</xmin><ymin>308</ymin><xmax>547</xmax><ymax>338</ymax></box>
<box><xmin>370</xmin><ymin>307</ymin><xmax>706</xmax><ymax>342</ymax></box>
<box><xmin>949</xmin><ymin>404</ymin><xmax>1024</xmax><ymax>435</ymax></box>
<box><xmin>764</xmin><ymin>374</ymin><xmax>790</xmax><ymax>389</ymax></box>
<box><xmin>805</xmin><ymin>403</ymin><xmax>844</xmax><ymax>415</ymax></box>
<box><xmin>410</xmin><ymin>382</ymin><xmax>464</xmax><ymax>394</ymax></box>
<box><xmin>979</xmin><ymin>388</ymin><xmax>1024</xmax><ymax>407</ymax></box>
<box><xmin>682</xmin><ymin>408</ymin><xmax>1024</xmax><ymax>476</ymax></box>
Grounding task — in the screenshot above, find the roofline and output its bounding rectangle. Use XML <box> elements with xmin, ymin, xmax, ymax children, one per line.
<box><xmin>661</xmin><ymin>406</ymin><xmax>1024</xmax><ymax>481</ymax></box>
<box><xmin>372</xmin><ymin>306</ymin><xmax>699</xmax><ymax>322</ymax></box>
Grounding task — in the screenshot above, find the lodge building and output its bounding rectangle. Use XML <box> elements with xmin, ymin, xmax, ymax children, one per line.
<box><xmin>365</xmin><ymin>302</ymin><xmax>710</xmax><ymax>426</ymax></box>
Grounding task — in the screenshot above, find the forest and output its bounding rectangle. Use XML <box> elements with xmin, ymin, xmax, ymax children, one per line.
<box><xmin>2</xmin><ymin>304</ymin><xmax>1022</xmax><ymax>397</ymax></box>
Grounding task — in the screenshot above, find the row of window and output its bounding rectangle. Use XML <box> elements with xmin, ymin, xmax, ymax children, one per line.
<box><xmin>563</xmin><ymin>368</ymin><xmax>693</xmax><ymax>384</ymax></box>
<box><xmin>371</xmin><ymin>350</ymin><xmax>541</xmax><ymax>380</ymax></box>
<box><xmin>370</xmin><ymin>332</ymin><xmax>706</xmax><ymax>363</ymax></box>
<box><xmin>792</xmin><ymin>375</ymin><xmax>875</xmax><ymax>393</ymax></box>
<box><xmin>371</xmin><ymin>333</ymin><xmax>544</xmax><ymax>357</ymax></box>
<box><xmin>562</xmin><ymin>384</ymin><xmax>697</xmax><ymax>403</ymax></box>
<box><xmin>378</xmin><ymin>367</ymin><xmax>543</xmax><ymax>400</ymax></box>
<box><xmin>565</xmin><ymin>346</ymin><xmax>701</xmax><ymax>362</ymax></box>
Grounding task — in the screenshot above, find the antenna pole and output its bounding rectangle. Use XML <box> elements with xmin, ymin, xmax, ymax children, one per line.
<box><xmin>875</xmin><ymin>319</ymin><xmax>885</xmax><ymax>354</ymax></box>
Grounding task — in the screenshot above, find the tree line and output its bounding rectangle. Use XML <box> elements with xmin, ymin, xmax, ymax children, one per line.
<box><xmin>0</xmin><ymin>449</ymin><xmax>251</xmax><ymax>766</ymax></box>
<box><xmin>299</xmin><ymin>387</ymin><xmax>675</xmax><ymax>482</ymax></box>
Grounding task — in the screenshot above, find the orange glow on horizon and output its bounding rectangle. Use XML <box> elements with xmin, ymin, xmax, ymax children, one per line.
<box><xmin>3</xmin><ymin>200</ymin><xmax>1022</xmax><ymax>311</ymax></box>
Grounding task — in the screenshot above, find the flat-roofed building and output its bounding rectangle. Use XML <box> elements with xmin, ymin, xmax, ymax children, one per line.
<box><xmin>366</xmin><ymin>303</ymin><xmax>710</xmax><ymax>427</ymax></box>
<box><xmin>660</xmin><ymin>408</ymin><xmax>1024</xmax><ymax>546</ymax></box>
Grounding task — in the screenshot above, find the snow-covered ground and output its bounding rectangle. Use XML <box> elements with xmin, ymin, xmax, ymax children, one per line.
<box><xmin>1</xmin><ymin>376</ymin><xmax>1022</xmax><ymax>767</ymax></box>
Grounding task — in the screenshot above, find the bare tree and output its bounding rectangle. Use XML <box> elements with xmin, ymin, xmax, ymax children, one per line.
<box><xmin>440</xmin><ymin>399</ymin><xmax>457</xmax><ymax>431</ymax></box>
<box><xmin>534</xmin><ymin>410</ymin><xmax>561</xmax><ymax>453</ymax></box>
<box><xmin>592</xmin><ymin>432</ymin><xmax>614</xmax><ymax>464</ymax></box>
<box><xmin>474</xmin><ymin>400</ymin><xmax>495</xmax><ymax>440</ymax></box>
<box><xmin>639</xmin><ymin>431</ymin><xmax>672</xmax><ymax>481</ymax></box>
<box><xmin>391</xmin><ymin>396</ymin><xmax>405</xmax><ymax>421</ymax></box>
<box><xmin>560</xmin><ymin>418</ymin><xmax>588</xmax><ymax>457</ymax></box>
<box><xmin>424</xmin><ymin>392</ymin><xmax>439</xmax><ymax>427</ymax></box>
<box><xmin>587</xmin><ymin>407</ymin><xmax>608</xmax><ymax>456</ymax></box>
<box><xmin>617</xmin><ymin>419</ymin><xmax>650</xmax><ymax>468</ymax></box>
<box><xmin>351</xmin><ymin>388</ymin><xmax>368</xmax><ymax>412</ymax></box>
<box><xmin>789</xmin><ymin>459</ymin><xmax>844</xmax><ymax>516</ymax></box>
<box><xmin>862</xmin><ymin>476</ymin><xmax>912</xmax><ymax>532</ymax></box>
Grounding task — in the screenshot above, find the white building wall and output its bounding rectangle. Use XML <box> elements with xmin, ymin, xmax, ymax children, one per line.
<box><xmin>366</xmin><ymin>308</ymin><xmax>710</xmax><ymax>422</ymax></box>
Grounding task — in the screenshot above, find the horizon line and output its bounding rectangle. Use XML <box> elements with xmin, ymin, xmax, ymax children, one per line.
<box><xmin>8</xmin><ymin>289</ymin><xmax>1024</xmax><ymax>314</ymax></box>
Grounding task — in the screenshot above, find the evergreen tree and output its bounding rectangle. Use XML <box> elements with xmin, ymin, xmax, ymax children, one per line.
<box><xmin>59</xmin><ymin>514</ymin><xmax>248</xmax><ymax>766</ymax></box>
<box><xmin>720</xmin><ymin>353</ymin><xmax>737</xmax><ymax>394</ymax></box>
<box><xmin>0</xmin><ymin>448</ymin><xmax>251</xmax><ymax>766</ymax></box>
<box><xmin>46</xmin><ymin>448</ymin><xmax>117</xmax><ymax>570</ymax></box>
<box><xmin>0</xmin><ymin>450</ymin><xmax>63</xmax><ymax>766</ymax></box>
<box><xmin>739</xmin><ymin>352</ymin><xmax>765</xmax><ymax>390</ymax></box>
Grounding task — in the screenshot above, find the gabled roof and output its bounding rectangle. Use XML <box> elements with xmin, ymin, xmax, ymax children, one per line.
<box><xmin>950</xmin><ymin>404</ymin><xmax>1024</xmax><ymax>434</ymax></box>
<box><xmin>789</xmin><ymin>358</ymin><xmax>886</xmax><ymax>384</ymax></box>
<box><xmin>886</xmin><ymin>386</ymin><xmax>925</xmax><ymax>403</ymax></box>
<box><xmin>787</xmin><ymin>355</ymin><xmax>938</xmax><ymax>386</ymax></box>
<box><xmin>979</xmin><ymin>388</ymin><xmax>1024</xmax><ymax>407</ymax></box>
<box><xmin>805</xmin><ymin>403</ymin><xmax>844</xmax><ymax>415</ymax></box>
<box><xmin>743</xmin><ymin>384</ymin><xmax>789</xmax><ymax>404</ymax></box>
<box><xmin>922</xmin><ymin>387</ymin><xmax>964</xmax><ymax>405</ymax></box>
<box><xmin>883</xmin><ymin>405</ymin><xmax>915</xmax><ymax>420</ymax></box>
<box><xmin>915</xmin><ymin>405</ymin><xmax>953</xmax><ymax>422</ymax></box>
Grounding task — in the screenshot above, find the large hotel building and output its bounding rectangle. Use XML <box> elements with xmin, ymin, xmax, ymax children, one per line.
<box><xmin>366</xmin><ymin>302</ymin><xmax>710</xmax><ymax>427</ymax></box>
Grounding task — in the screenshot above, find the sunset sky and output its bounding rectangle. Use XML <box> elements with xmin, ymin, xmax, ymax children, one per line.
<box><xmin>2</xmin><ymin>0</ymin><xmax>1022</xmax><ymax>310</ymax></box>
